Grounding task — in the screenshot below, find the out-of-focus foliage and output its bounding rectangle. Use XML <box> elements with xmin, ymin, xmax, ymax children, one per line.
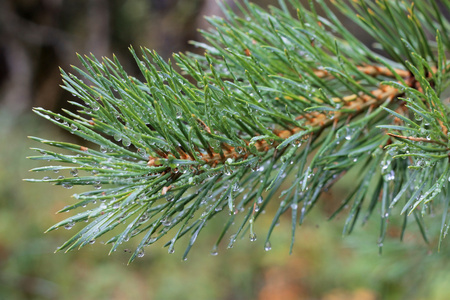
<box><xmin>0</xmin><ymin>0</ymin><xmax>214</xmax><ymax>114</ymax></box>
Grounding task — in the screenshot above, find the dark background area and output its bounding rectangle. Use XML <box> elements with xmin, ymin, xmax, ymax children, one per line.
<box><xmin>0</xmin><ymin>0</ymin><xmax>280</xmax><ymax>115</ymax></box>
<box><xmin>1</xmin><ymin>0</ymin><xmax>450</xmax><ymax>299</ymax></box>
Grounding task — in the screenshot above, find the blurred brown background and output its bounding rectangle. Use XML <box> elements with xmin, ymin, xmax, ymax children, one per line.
<box><xmin>1</xmin><ymin>0</ymin><xmax>450</xmax><ymax>299</ymax></box>
<box><xmin>0</xmin><ymin>0</ymin><xmax>279</xmax><ymax>115</ymax></box>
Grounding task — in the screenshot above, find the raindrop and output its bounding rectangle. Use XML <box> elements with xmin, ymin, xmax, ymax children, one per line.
<box><xmin>236</xmin><ymin>147</ymin><xmax>245</xmax><ymax>154</ymax></box>
<box><xmin>64</xmin><ymin>220</ymin><xmax>75</xmax><ymax>230</ymax></box>
<box><xmin>211</xmin><ymin>247</ymin><xmax>219</xmax><ymax>256</ymax></box>
<box><xmin>264</xmin><ymin>241</ymin><xmax>272</xmax><ymax>251</ymax></box>
<box><xmin>70</xmin><ymin>168</ymin><xmax>78</xmax><ymax>177</ymax></box>
<box><xmin>250</xmin><ymin>233</ymin><xmax>257</xmax><ymax>242</ymax></box>
<box><xmin>165</xmin><ymin>193</ymin><xmax>175</xmax><ymax>202</ymax></box>
<box><xmin>62</xmin><ymin>183</ymin><xmax>73</xmax><ymax>189</ymax></box>
<box><xmin>114</xmin><ymin>133</ymin><xmax>122</xmax><ymax>142</ymax></box>
<box><xmin>384</xmin><ymin>170</ymin><xmax>395</xmax><ymax>181</ymax></box>
<box><xmin>228</xmin><ymin>235</ymin><xmax>236</xmax><ymax>248</ymax></box>
<box><xmin>122</xmin><ymin>137</ymin><xmax>131</xmax><ymax>147</ymax></box>
<box><xmin>70</xmin><ymin>124</ymin><xmax>78</xmax><ymax>131</ymax></box>
<box><xmin>137</xmin><ymin>249</ymin><xmax>145</xmax><ymax>258</ymax></box>
<box><xmin>161</xmin><ymin>217</ymin><xmax>172</xmax><ymax>227</ymax></box>
<box><xmin>414</xmin><ymin>113</ymin><xmax>423</xmax><ymax>122</ymax></box>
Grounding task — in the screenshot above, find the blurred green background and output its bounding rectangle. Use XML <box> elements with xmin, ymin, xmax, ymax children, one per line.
<box><xmin>1</xmin><ymin>0</ymin><xmax>450</xmax><ymax>299</ymax></box>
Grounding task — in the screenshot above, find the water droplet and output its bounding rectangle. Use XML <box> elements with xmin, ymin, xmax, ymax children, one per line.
<box><xmin>114</xmin><ymin>133</ymin><xmax>122</xmax><ymax>142</ymax></box>
<box><xmin>414</xmin><ymin>113</ymin><xmax>423</xmax><ymax>122</ymax></box>
<box><xmin>211</xmin><ymin>248</ymin><xmax>219</xmax><ymax>256</ymax></box>
<box><xmin>137</xmin><ymin>249</ymin><xmax>145</xmax><ymax>258</ymax></box>
<box><xmin>62</xmin><ymin>183</ymin><xmax>73</xmax><ymax>189</ymax></box>
<box><xmin>122</xmin><ymin>137</ymin><xmax>131</xmax><ymax>147</ymax></box>
<box><xmin>264</xmin><ymin>241</ymin><xmax>272</xmax><ymax>251</ymax></box>
<box><xmin>70</xmin><ymin>168</ymin><xmax>78</xmax><ymax>177</ymax></box>
<box><xmin>64</xmin><ymin>220</ymin><xmax>75</xmax><ymax>230</ymax></box>
<box><xmin>384</xmin><ymin>170</ymin><xmax>395</xmax><ymax>181</ymax></box>
<box><xmin>70</xmin><ymin>124</ymin><xmax>78</xmax><ymax>131</ymax></box>
<box><xmin>161</xmin><ymin>217</ymin><xmax>172</xmax><ymax>227</ymax></box>
<box><xmin>250</xmin><ymin>233</ymin><xmax>257</xmax><ymax>242</ymax></box>
<box><xmin>89</xmin><ymin>239</ymin><xmax>96</xmax><ymax>244</ymax></box>
<box><xmin>165</xmin><ymin>193</ymin><xmax>175</xmax><ymax>202</ymax></box>
<box><xmin>228</xmin><ymin>238</ymin><xmax>236</xmax><ymax>249</ymax></box>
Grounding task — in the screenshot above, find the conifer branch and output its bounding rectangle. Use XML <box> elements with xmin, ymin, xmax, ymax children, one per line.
<box><xmin>27</xmin><ymin>0</ymin><xmax>450</xmax><ymax>262</ymax></box>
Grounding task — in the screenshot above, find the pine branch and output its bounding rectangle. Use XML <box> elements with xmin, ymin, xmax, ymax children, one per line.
<box><xmin>27</xmin><ymin>0</ymin><xmax>450</xmax><ymax>263</ymax></box>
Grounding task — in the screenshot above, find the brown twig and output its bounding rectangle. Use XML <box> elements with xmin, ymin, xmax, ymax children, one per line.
<box><xmin>147</xmin><ymin>63</ymin><xmax>418</xmax><ymax>169</ymax></box>
<box><xmin>148</xmin><ymin>83</ymin><xmax>402</xmax><ymax>168</ymax></box>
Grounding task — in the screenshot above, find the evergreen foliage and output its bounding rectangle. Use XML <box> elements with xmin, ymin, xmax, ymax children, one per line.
<box><xmin>27</xmin><ymin>0</ymin><xmax>450</xmax><ymax>263</ymax></box>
